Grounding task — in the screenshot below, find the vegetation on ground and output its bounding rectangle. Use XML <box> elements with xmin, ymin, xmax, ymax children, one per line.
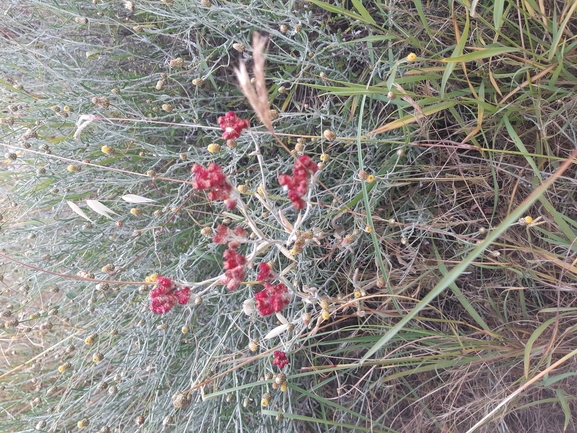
<box><xmin>2</xmin><ymin>0</ymin><xmax>577</xmax><ymax>432</ymax></box>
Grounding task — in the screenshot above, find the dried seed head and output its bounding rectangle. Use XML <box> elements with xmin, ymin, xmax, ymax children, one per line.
<box><xmin>163</xmin><ymin>416</ymin><xmax>173</xmax><ymax>426</ymax></box>
<box><xmin>200</xmin><ymin>227</ymin><xmax>212</xmax><ymax>236</ymax></box>
<box><xmin>108</xmin><ymin>385</ymin><xmax>118</xmax><ymax>395</ymax></box>
<box><xmin>279</xmin><ymin>24</ymin><xmax>288</xmax><ymax>33</ymax></box>
<box><xmin>232</xmin><ymin>43</ymin><xmax>245</xmax><ymax>52</ymax></box>
<box><xmin>124</xmin><ymin>1</ymin><xmax>135</xmax><ymax>11</ymax></box>
<box><xmin>77</xmin><ymin>418</ymin><xmax>89</xmax><ymax>428</ymax></box>
<box><xmin>194</xmin><ymin>296</ymin><xmax>202</xmax><ymax>305</ymax></box>
<box><xmin>276</xmin><ymin>413</ymin><xmax>284</xmax><ymax>421</ymax></box>
<box><xmin>269</xmin><ymin>109</ymin><xmax>279</xmax><ymax>120</ymax></box>
<box><xmin>102</xmin><ymin>263</ymin><xmax>115</xmax><ymax>273</ymax></box>
<box><xmin>130</xmin><ymin>208</ymin><xmax>143</xmax><ymax>217</ymax></box>
<box><xmin>161</xmin><ymin>104</ymin><xmax>173</xmax><ymax>112</ymax></box>
<box><xmin>92</xmin><ymin>352</ymin><xmax>104</xmax><ymax>362</ymax></box>
<box><xmin>323</xmin><ymin>129</ymin><xmax>336</xmax><ymax>141</ymax></box>
<box><xmin>169</xmin><ymin>58</ymin><xmax>184</xmax><ymax>68</ymax></box>
<box><xmin>181</xmin><ymin>325</ymin><xmax>189</xmax><ymax>334</ymax></box>
<box><xmin>36</xmin><ymin>420</ymin><xmax>47</xmax><ymax>430</ymax></box>
<box><xmin>5</xmin><ymin>319</ymin><xmax>19</xmax><ymax>328</ymax></box>
<box><xmin>191</xmin><ymin>78</ymin><xmax>203</xmax><ymax>87</ymax></box>
<box><xmin>200</xmin><ymin>0</ymin><xmax>210</xmax><ymax>5</ymax></box>
<box><xmin>248</xmin><ymin>340</ymin><xmax>258</xmax><ymax>352</ymax></box>
<box><xmin>172</xmin><ymin>392</ymin><xmax>191</xmax><ymax>408</ymax></box>
<box><xmin>134</xmin><ymin>415</ymin><xmax>145</xmax><ymax>426</ymax></box>
<box><xmin>294</xmin><ymin>142</ymin><xmax>304</xmax><ymax>152</ymax></box>
<box><xmin>226</xmin><ymin>139</ymin><xmax>237</xmax><ymax>149</ymax></box>
<box><xmin>156</xmin><ymin>80</ymin><xmax>166</xmax><ymax>90</ymax></box>
<box><xmin>75</xmin><ymin>17</ymin><xmax>88</xmax><ymax>24</ymax></box>
<box><xmin>146</xmin><ymin>169</ymin><xmax>157</xmax><ymax>177</ymax></box>
<box><xmin>243</xmin><ymin>397</ymin><xmax>250</xmax><ymax>407</ymax></box>
<box><xmin>278</xmin><ymin>86</ymin><xmax>287</xmax><ymax>94</ymax></box>
<box><xmin>321</xmin><ymin>309</ymin><xmax>330</xmax><ymax>320</ymax></box>
<box><xmin>275</xmin><ymin>373</ymin><xmax>287</xmax><ymax>385</ymax></box>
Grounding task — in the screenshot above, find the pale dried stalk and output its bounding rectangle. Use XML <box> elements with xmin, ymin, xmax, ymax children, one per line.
<box><xmin>235</xmin><ymin>33</ymin><xmax>273</xmax><ymax>133</ymax></box>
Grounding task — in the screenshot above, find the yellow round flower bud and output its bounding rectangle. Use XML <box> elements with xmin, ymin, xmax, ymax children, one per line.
<box><xmin>366</xmin><ymin>175</ymin><xmax>375</xmax><ymax>183</ymax></box>
<box><xmin>101</xmin><ymin>145</ymin><xmax>114</xmax><ymax>155</ymax></box>
<box><xmin>207</xmin><ymin>143</ymin><xmax>221</xmax><ymax>153</ymax></box>
<box><xmin>406</xmin><ymin>52</ymin><xmax>417</xmax><ymax>62</ymax></box>
<box><xmin>320</xmin><ymin>153</ymin><xmax>330</xmax><ymax>162</ymax></box>
<box><xmin>321</xmin><ymin>309</ymin><xmax>330</xmax><ymax>321</ymax></box>
<box><xmin>130</xmin><ymin>208</ymin><xmax>143</xmax><ymax>217</ymax></box>
<box><xmin>524</xmin><ymin>216</ymin><xmax>533</xmax><ymax>224</ymax></box>
<box><xmin>237</xmin><ymin>184</ymin><xmax>248</xmax><ymax>194</ymax></box>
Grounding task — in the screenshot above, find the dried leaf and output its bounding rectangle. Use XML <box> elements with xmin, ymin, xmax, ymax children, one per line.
<box><xmin>86</xmin><ymin>200</ymin><xmax>117</xmax><ymax>219</ymax></box>
<box><xmin>66</xmin><ymin>200</ymin><xmax>93</xmax><ymax>222</ymax></box>
<box><xmin>264</xmin><ymin>323</ymin><xmax>289</xmax><ymax>340</ymax></box>
<box><xmin>121</xmin><ymin>194</ymin><xmax>156</xmax><ymax>204</ymax></box>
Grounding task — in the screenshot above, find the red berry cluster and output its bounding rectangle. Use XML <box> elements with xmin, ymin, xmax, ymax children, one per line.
<box><xmin>256</xmin><ymin>262</ymin><xmax>273</xmax><ymax>282</ymax></box>
<box><xmin>192</xmin><ymin>163</ymin><xmax>236</xmax><ymax>210</ymax></box>
<box><xmin>218</xmin><ymin>111</ymin><xmax>250</xmax><ymax>140</ymax></box>
<box><xmin>149</xmin><ymin>276</ymin><xmax>190</xmax><ymax>314</ymax></box>
<box><xmin>278</xmin><ymin>155</ymin><xmax>318</xmax><ymax>210</ymax></box>
<box><xmin>254</xmin><ymin>282</ymin><xmax>290</xmax><ymax>316</ymax></box>
<box><xmin>221</xmin><ymin>248</ymin><xmax>247</xmax><ymax>291</ymax></box>
<box><xmin>272</xmin><ymin>350</ymin><xmax>289</xmax><ymax>369</ymax></box>
<box><xmin>213</xmin><ymin>224</ymin><xmax>248</xmax><ymax>250</ymax></box>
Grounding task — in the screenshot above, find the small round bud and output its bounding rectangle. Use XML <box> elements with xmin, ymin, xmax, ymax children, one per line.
<box><xmin>294</xmin><ymin>24</ymin><xmax>302</xmax><ymax>32</ymax></box>
<box><xmin>269</xmin><ymin>109</ymin><xmax>279</xmax><ymax>120</ymax></box>
<box><xmin>134</xmin><ymin>415</ymin><xmax>145</xmax><ymax>426</ymax></box>
<box><xmin>192</xmin><ymin>78</ymin><xmax>204</xmax><ymax>87</ymax></box>
<box><xmin>279</xmin><ymin>24</ymin><xmax>288</xmax><ymax>33</ymax></box>
<box><xmin>195</xmin><ymin>296</ymin><xmax>202</xmax><ymax>305</ymax></box>
<box><xmin>169</xmin><ymin>58</ymin><xmax>184</xmax><ymax>68</ymax></box>
<box><xmin>101</xmin><ymin>145</ymin><xmax>114</xmax><ymax>155</ymax></box>
<box><xmin>75</xmin><ymin>17</ymin><xmax>88</xmax><ymax>24</ymax></box>
<box><xmin>278</xmin><ymin>86</ymin><xmax>287</xmax><ymax>94</ymax></box>
<box><xmin>200</xmin><ymin>227</ymin><xmax>212</xmax><ymax>236</ymax></box>
<box><xmin>146</xmin><ymin>169</ymin><xmax>157</xmax><ymax>177</ymax></box>
<box><xmin>396</xmin><ymin>148</ymin><xmax>405</xmax><ymax>157</ymax></box>
<box><xmin>406</xmin><ymin>52</ymin><xmax>417</xmax><ymax>62</ymax></box>
<box><xmin>323</xmin><ymin>129</ymin><xmax>336</xmax><ymax>141</ymax></box>
<box><xmin>92</xmin><ymin>352</ymin><xmax>104</xmax><ymax>363</ymax></box>
<box><xmin>358</xmin><ymin>170</ymin><xmax>368</xmax><ymax>180</ymax></box>
<box><xmin>102</xmin><ymin>263</ymin><xmax>115</xmax><ymax>273</ymax></box>
<box><xmin>237</xmin><ymin>184</ymin><xmax>248</xmax><ymax>194</ymax></box>
<box><xmin>226</xmin><ymin>139</ymin><xmax>237</xmax><ymax>149</ymax></box>
<box><xmin>161</xmin><ymin>103</ymin><xmax>173</xmax><ymax>112</ymax></box>
<box><xmin>248</xmin><ymin>340</ymin><xmax>258</xmax><ymax>352</ymax></box>
<box><xmin>261</xmin><ymin>392</ymin><xmax>271</xmax><ymax>407</ymax></box>
<box><xmin>320</xmin><ymin>153</ymin><xmax>330</xmax><ymax>162</ymax></box>
<box><xmin>366</xmin><ymin>174</ymin><xmax>375</xmax><ymax>183</ymax></box>
<box><xmin>232</xmin><ymin>43</ymin><xmax>245</xmax><ymax>52</ymax></box>
<box><xmin>156</xmin><ymin>80</ymin><xmax>166</xmax><ymax>90</ymax></box>
<box><xmin>319</xmin><ymin>72</ymin><xmax>328</xmax><ymax>81</ymax></box>
<box><xmin>77</xmin><ymin>418</ymin><xmax>89</xmax><ymax>428</ymax></box>
<box><xmin>181</xmin><ymin>325</ymin><xmax>189</xmax><ymax>334</ymax></box>
<box><xmin>387</xmin><ymin>91</ymin><xmax>396</xmax><ymax>100</ymax></box>
<box><xmin>207</xmin><ymin>143</ymin><xmax>221</xmax><ymax>153</ymax></box>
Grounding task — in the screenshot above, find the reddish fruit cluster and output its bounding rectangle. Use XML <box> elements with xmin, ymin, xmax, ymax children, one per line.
<box><xmin>272</xmin><ymin>351</ymin><xmax>289</xmax><ymax>369</ymax></box>
<box><xmin>278</xmin><ymin>155</ymin><xmax>318</xmax><ymax>210</ymax></box>
<box><xmin>149</xmin><ymin>276</ymin><xmax>191</xmax><ymax>314</ymax></box>
<box><xmin>222</xmin><ymin>248</ymin><xmax>247</xmax><ymax>290</ymax></box>
<box><xmin>256</xmin><ymin>262</ymin><xmax>273</xmax><ymax>282</ymax></box>
<box><xmin>218</xmin><ymin>111</ymin><xmax>250</xmax><ymax>140</ymax></box>
<box><xmin>254</xmin><ymin>282</ymin><xmax>290</xmax><ymax>316</ymax></box>
<box><xmin>213</xmin><ymin>224</ymin><xmax>248</xmax><ymax>249</ymax></box>
<box><xmin>192</xmin><ymin>163</ymin><xmax>236</xmax><ymax>210</ymax></box>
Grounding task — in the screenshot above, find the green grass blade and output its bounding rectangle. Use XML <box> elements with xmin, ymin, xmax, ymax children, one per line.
<box><xmin>523</xmin><ymin>316</ymin><xmax>556</xmax><ymax>378</ymax></box>
<box><xmin>441</xmin><ymin>47</ymin><xmax>518</xmax><ymax>62</ymax></box>
<box><xmin>350</xmin><ymin>0</ymin><xmax>376</xmax><ymax>25</ymax></box>
<box><xmin>441</xmin><ymin>14</ymin><xmax>469</xmax><ymax>96</ymax></box>
<box><xmin>359</xmin><ymin>149</ymin><xmax>577</xmax><ymax>364</ymax></box>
